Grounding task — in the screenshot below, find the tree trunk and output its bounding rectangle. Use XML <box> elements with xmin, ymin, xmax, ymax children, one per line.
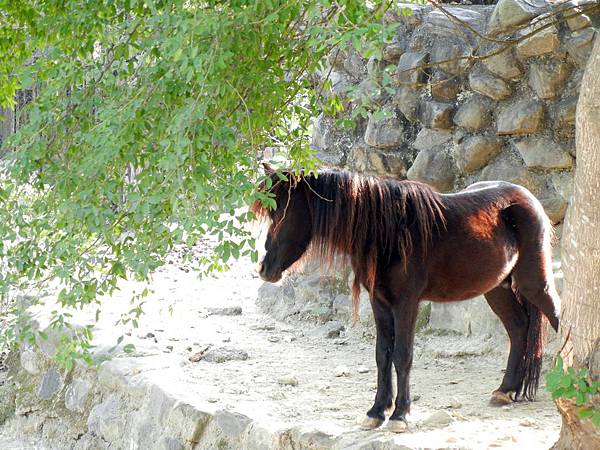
<box><xmin>554</xmin><ymin>34</ymin><xmax>600</xmax><ymax>449</ymax></box>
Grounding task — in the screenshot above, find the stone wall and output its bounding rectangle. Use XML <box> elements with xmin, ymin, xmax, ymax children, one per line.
<box><xmin>259</xmin><ymin>0</ymin><xmax>599</xmax><ymax>336</ymax></box>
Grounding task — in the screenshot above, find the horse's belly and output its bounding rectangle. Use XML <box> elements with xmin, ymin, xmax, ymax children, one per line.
<box><xmin>422</xmin><ymin>242</ymin><xmax>518</xmax><ymax>302</ymax></box>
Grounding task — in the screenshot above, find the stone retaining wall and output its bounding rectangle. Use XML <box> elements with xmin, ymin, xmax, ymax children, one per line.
<box><xmin>260</xmin><ymin>0</ymin><xmax>599</xmax><ymax>336</ymax></box>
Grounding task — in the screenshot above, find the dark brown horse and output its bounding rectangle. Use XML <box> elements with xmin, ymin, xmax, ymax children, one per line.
<box><xmin>252</xmin><ymin>164</ymin><xmax>560</xmax><ymax>433</ymax></box>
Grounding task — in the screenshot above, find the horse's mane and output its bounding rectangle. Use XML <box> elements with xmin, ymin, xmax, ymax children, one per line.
<box><xmin>252</xmin><ymin>169</ymin><xmax>447</xmax><ymax>318</ymax></box>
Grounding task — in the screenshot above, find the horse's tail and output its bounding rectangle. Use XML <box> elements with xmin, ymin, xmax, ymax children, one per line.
<box><xmin>512</xmin><ymin>285</ymin><xmax>547</xmax><ymax>401</ymax></box>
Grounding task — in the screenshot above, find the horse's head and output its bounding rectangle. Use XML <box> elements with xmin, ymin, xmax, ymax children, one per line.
<box><xmin>251</xmin><ymin>163</ymin><xmax>313</xmax><ymax>283</ymax></box>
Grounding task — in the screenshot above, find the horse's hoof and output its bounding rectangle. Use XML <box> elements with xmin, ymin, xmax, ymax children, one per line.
<box><xmin>386</xmin><ymin>419</ymin><xmax>408</xmax><ymax>433</ymax></box>
<box><xmin>490</xmin><ymin>390</ymin><xmax>513</xmax><ymax>406</ymax></box>
<box><xmin>358</xmin><ymin>415</ymin><xmax>384</xmax><ymax>430</ymax></box>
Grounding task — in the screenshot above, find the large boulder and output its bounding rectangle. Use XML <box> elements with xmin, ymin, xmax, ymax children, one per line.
<box><xmin>487</xmin><ymin>0</ymin><xmax>549</xmax><ymax>35</ymax></box>
<box><xmin>455</xmin><ymin>136</ymin><xmax>503</xmax><ymax>173</ymax></box>
<box><xmin>364</xmin><ymin>110</ymin><xmax>405</xmax><ymax>148</ymax></box>
<box><xmin>528</xmin><ymin>60</ymin><xmax>569</xmax><ymax>100</ymax></box>
<box><xmin>469</xmin><ymin>67</ymin><xmax>512</xmax><ymax>101</ymax></box>
<box><xmin>515</xmin><ymin>138</ymin><xmax>574</xmax><ymax>170</ymax></box>
<box><xmin>453</xmin><ymin>97</ymin><xmax>491</xmax><ymax>131</ymax></box>
<box><xmin>407</xmin><ymin>148</ymin><xmax>456</xmax><ymax>192</ymax></box>
<box><xmin>497</xmin><ymin>100</ymin><xmax>544</xmax><ymax>135</ymax></box>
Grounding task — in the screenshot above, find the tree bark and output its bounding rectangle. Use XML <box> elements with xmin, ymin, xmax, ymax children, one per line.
<box><xmin>554</xmin><ymin>34</ymin><xmax>600</xmax><ymax>449</ymax></box>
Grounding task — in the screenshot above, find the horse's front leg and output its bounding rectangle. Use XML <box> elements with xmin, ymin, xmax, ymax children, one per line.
<box><xmin>387</xmin><ymin>299</ymin><xmax>419</xmax><ymax>433</ymax></box>
<box><xmin>359</xmin><ymin>298</ymin><xmax>395</xmax><ymax>430</ymax></box>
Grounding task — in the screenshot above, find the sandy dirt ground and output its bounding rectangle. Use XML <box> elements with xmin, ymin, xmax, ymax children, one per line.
<box><xmin>1</xmin><ymin>251</ymin><xmax>561</xmax><ymax>449</ymax></box>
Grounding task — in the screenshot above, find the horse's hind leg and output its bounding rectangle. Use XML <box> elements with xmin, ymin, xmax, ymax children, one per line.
<box><xmin>485</xmin><ymin>286</ymin><xmax>528</xmax><ymax>405</ymax></box>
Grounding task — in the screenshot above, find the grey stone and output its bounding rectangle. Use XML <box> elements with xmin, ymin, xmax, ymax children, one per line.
<box><xmin>352</xmin><ymin>78</ymin><xmax>384</xmax><ymax>110</ymax></box>
<box><xmin>348</xmin><ymin>144</ymin><xmax>368</xmax><ymax>172</ymax></box>
<box><xmin>407</xmin><ymin>148</ymin><xmax>455</xmax><ymax>192</ymax></box>
<box><xmin>158</xmin><ymin>437</ymin><xmax>185</xmax><ymax>450</ymax></box>
<box><xmin>566</xmin><ymin>6</ymin><xmax>592</xmax><ymax>32</ymax></box>
<box><xmin>540</xmin><ymin>195</ymin><xmax>568</xmax><ymax>223</ymax></box>
<box><xmin>455</xmin><ymin>136</ymin><xmax>503</xmax><ymax>173</ymax></box>
<box><xmin>382</xmin><ymin>38</ymin><xmax>406</xmax><ymax>63</ymax></box>
<box><xmin>565</xmin><ymin>28</ymin><xmax>597</xmax><ymax>66</ymax></box>
<box><xmin>430</xmin><ymin>71</ymin><xmax>460</xmax><ymax>102</ymax></box>
<box><xmin>20</xmin><ymin>348</ymin><xmax>41</xmax><ymax>375</ymax></box>
<box><xmin>396</xmin><ymin>51</ymin><xmax>429</xmax><ymax>86</ymax></box>
<box><xmin>332</xmin><ymin>294</ymin><xmax>352</xmax><ymax>322</ymax></box>
<box><xmin>421</xmin><ymin>101</ymin><xmax>454</xmax><ymax>129</ymax></box>
<box><xmin>214</xmin><ymin>410</ymin><xmax>252</xmax><ymax>439</ymax></box>
<box><xmin>326</xmin><ymin>48</ymin><xmax>346</xmax><ymax>70</ymax></box>
<box><xmin>430</xmin><ymin>40</ymin><xmax>472</xmax><ymax>75</ymax></box>
<box><xmin>551</xmin><ymin>171</ymin><xmax>574</xmax><ymax>203</ymax></box>
<box><xmin>368</xmin><ymin>151</ymin><xmax>407</xmax><ymax>177</ymax></box>
<box><xmin>424</xmin><ymin>410</ymin><xmax>454</xmax><ymax>427</ymax></box>
<box><xmin>516</xmin><ymin>24</ymin><xmax>560</xmax><ymax>59</ymax></box>
<box><xmin>202</xmin><ymin>347</ymin><xmax>249</xmax><ymax>363</ymax></box>
<box><xmin>487</xmin><ymin>0</ymin><xmax>548</xmax><ymax>34</ymax></box>
<box><xmin>364</xmin><ymin>111</ymin><xmax>404</xmax><ymax>148</ymax></box>
<box><xmin>314</xmin><ymin>320</ymin><xmax>345</xmax><ymax>339</ymax></box>
<box><xmin>412</xmin><ymin>128</ymin><xmax>453</xmax><ymax>151</ymax></box>
<box><xmin>528</xmin><ymin>60</ymin><xmax>569</xmax><ymax>100</ymax></box>
<box><xmin>430</xmin><ymin>296</ymin><xmax>505</xmax><ymax>336</ymax></box>
<box><xmin>310</xmin><ymin>114</ymin><xmax>354</xmax><ymax>165</ymax></box>
<box><xmin>482</xmin><ymin>48</ymin><xmax>522</xmax><ymax>80</ymax></box>
<box><xmin>552</xmin><ymin>96</ymin><xmax>577</xmax><ymax>139</ymax></box>
<box><xmin>516</xmin><ymin>138</ymin><xmax>574</xmax><ymax>170</ymax></box>
<box><xmin>497</xmin><ymin>100</ymin><xmax>544</xmax><ymax>135</ymax></box>
<box><xmin>207</xmin><ymin>306</ymin><xmax>242</xmax><ymax>316</ymax></box>
<box><xmin>37</xmin><ymin>367</ymin><xmax>63</xmax><ymax>400</ymax></box>
<box><xmin>480</xmin><ymin>156</ymin><xmax>541</xmax><ymax>195</ymax></box>
<box><xmin>277</xmin><ymin>376</ymin><xmax>299</xmax><ymax>387</ymax></box>
<box><xmin>393</xmin><ymin>87</ymin><xmax>421</xmax><ymax>122</ymax></box>
<box><xmin>423</xmin><ymin>8</ymin><xmax>487</xmax><ymax>41</ymax></box>
<box><xmin>87</xmin><ymin>395</ymin><xmax>123</xmax><ymax>442</ymax></box>
<box><xmin>343</xmin><ymin>51</ymin><xmax>367</xmax><ymax>80</ymax></box>
<box><xmin>64</xmin><ymin>379</ymin><xmax>90</xmax><ymax>412</ymax></box>
<box><xmin>469</xmin><ymin>68</ymin><xmax>512</xmax><ymax>101</ymax></box>
<box><xmin>453</xmin><ymin>98</ymin><xmax>491</xmax><ymax>131</ymax></box>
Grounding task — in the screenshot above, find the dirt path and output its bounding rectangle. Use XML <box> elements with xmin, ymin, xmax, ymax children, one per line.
<box><xmin>2</xmin><ymin>253</ymin><xmax>561</xmax><ymax>449</ymax></box>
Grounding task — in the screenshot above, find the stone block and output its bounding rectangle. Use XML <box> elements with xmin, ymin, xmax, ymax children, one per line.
<box><xmin>412</xmin><ymin>128</ymin><xmax>453</xmax><ymax>151</ymax></box>
<box><xmin>20</xmin><ymin>348</ymin><xmax>41</xmax><ymax>375</ymax></box>
<box><xmin>565</xmin><ymin>28</ymin><xmax>597</xmax><ymax>66</ymax></box>
<box><xmin>343</xmin><ymin>50</ymin><xmax>367</xmax><ymax>79</ymax></box>
<box><xmin>368</xmin><ymin>151</ymin><xmax>407</xmax><ymax>178</ymax></box>
<box><xmin>430</xmin><ymin>39</ymin><xmax>472</xmax><ymax>75</ymax></box>
<box><xmin>540</xmin><ymin>195</ymin><xmax>568</xmax><ymax>223</ymax></box>
<box><xmin>430</xmin><ymin>71</ymin><xmax>461</xmax><ymax>102</ymax></box>
<box><xmin>551</xmin><ymin>96</ymin><xmax>577</xmax><ymax>136</ymax></box>
<box><xmin>482</xmin><ymin>48</ymin><xmax>522</xmax><ymax>81</ymax></box>
<box><xmin>487</xmin><ymin>0</ymin><xmax>549</xmax><ymax>34</ymax></box>
<box><xmin>393</xmin><ymin>87</ymin><xmax>421</xmax><ymax>122</ymax></box>
<box><xmin>515</xmin><ymin>138</ymin><xmax>574</xmax><ymax>170</ymax></box>
<box><xmin>565</xmin><ymin>5</ymin><xmax>592</xmax><ymax>32</ymax></box>
<box><xmin>64</xmin><ymin>379</ymin><xmax>90</xmax><ymax>412</ymax></box>
<box><xmin>87</xmin><ymin>395</ymin><xmax>124</xmax><ymax>443</ymax></box>
<box><xmin>497</xmin><ymin>100</ymin><xmax>544</xmax><ymax>135</ymax></box>
<box><xmin>551</xmin><ymin>170</ymin><xmax>574</xmax><ymax>203</ymax></box>
<box><xmin>37</xmin><ymin>367</ymin><xmax>63</xmax><ymax>400</ymax></box>
<box><xmin>396</xmin><ymin>51</ymin><xmax>429</xmax><ymax>86</ymax></box>
<box><xmin>382</xmin><ymin>37</ymin><xmax>406</xmax><ymax>63</ymax></box>
<box><xmin>455</xmin><ymin>136</ymin><xmax>503</xmax><ymax>173</ymax></box>
<box><xmin>469</xmin><ymin>67</ymin><xmax>512</xmax><ymax>101</ymax></box>
<box><xmin>429</xmin><ymin>296</ymin><xmax>505</xmax><ymax>336</ymax></box>
<box><xmin>453</xmin><ymin>98</ymin><xmax>491</xmax><ymax>131</ymax></box>
<box><xmin>421</xmin><ymin>101</ymin><xmax>454</xmax><ymax>129</ymax></box>
<box><xmin>516</xmin><ymin>23</ymin><xmax>560</xmax><ymax>59</ymax></box>
<box><xmin>214</xmin><ymin>410</ymin><xmax>252</xmax><ymax>439</ymax></box>
<box><xmin>480</xmin><ymin>156</ymin><xmax>541</xmax><ymax>195</ymax></box>
<box><xmin>528</xmin><ymin>60</ymin><xmax>569</xmax><ymax>100</ymax></box>
<box><xmin>407</xmin><ymin>148</ymin><xmax>455</xmax><ymax>192</ymax></box>
<box><xmin>364</xmin><ymin>110</ymin><xmax>404</xmax><ymax>148</ymax></box>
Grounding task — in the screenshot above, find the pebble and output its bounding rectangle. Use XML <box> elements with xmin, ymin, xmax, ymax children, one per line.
<box><xmin>448</xmin><ymin>398</ymin><xmax>462</xmax><ymax>409</ymax></box>
<box><xmin>207</xmin><ymin>397</ymin><xmax>219</xmax><ymax>403</ymax></box>
<box><xmin>267</xmin><ymin>336</ymin><xmax>280</xmax><ymax>343</ymax></box>
<box><xmin>357</xmin><ymin>366</ymin><xmax>369</xmax><ymax>374</ymax></box>
<box><xmin>165</xmin><ymin>345</ymin><xmax>173</xmax><ymax>352</ymax></box>
<box><xmin>277</xmin><ymin>376</ymin><xmax>299</xmax><ymax>387</ymax></box>
<box><xmin>412</xmin><ymin>394</ymin><xmax>421</xmax><ymax>402</ymax></box>
<box><xmin>207</xmin><ymin>306</ymin><xmax>242</xmax><ymax>316</ymax></box>
<box><xmin>334</xmin><ymin>365</ymin><xmax>351</xmax><ymax>377</ymax></box>
<box><xmin>424</xmin><ymin>410</ymin><xmax>453</xmax><ymax>427</ymax></box>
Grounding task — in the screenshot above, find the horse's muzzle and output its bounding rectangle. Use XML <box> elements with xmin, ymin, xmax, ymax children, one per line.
<box><xmin>257</xmin><ymin>262</ymin><xmax>282</xmax><ymax>283</ymax></box>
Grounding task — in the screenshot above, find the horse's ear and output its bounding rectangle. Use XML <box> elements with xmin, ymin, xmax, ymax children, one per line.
<box><xmin>262</xmin><ymin>162</ymin><xmax>275</xmax><ymax>175</ymax></box>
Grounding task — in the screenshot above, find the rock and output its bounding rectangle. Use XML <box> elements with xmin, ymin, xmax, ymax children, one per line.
<box><xmin>551</xmin><ymin>96</ymin><xmax>577</xmax><ymax>139</ymax></box>
<box><xmin>407</xmin><ymin>148</ymin><xmax>455</xmax><ymax>192</ymax></box>
<box><xmin>20</xmin><ymin>348</ymin><xmax>41</xmax><ymax>375</ymax></box>
<box><xmin>516</xmin><ymin>23</ymin><xmax>560</xmax><ymax>59</ymax></box>
<box><xmin>480</xmin><ymin>156</ymin><xmax>541</xmax><ymax>195</ymax></box>
<box><xmin>396</xmin><ymin>51</ymin><xmax>429</xmax><ymax>86</ymax></box>
<box><xmin>158</xmin><ymin>437</ymin><xmax>185</xmax><ymax>450</ymax></box>
<box><xmin>214</xmin><ymin>410</ymin><xmax>252</xmax><ymax>439</ymax></box>
<box><xmin>455</xmin><ymin>136</ymin><xmax>503</xmax><ymax>173</ymax></box>
<box><xmin>423</xmin><ymin>8</ymin><xmax>487</xmax><ymax>42</ymax></box>
<box><xmin>37</xmin><ymin>367</ymin><xmax>63</xmax><ymax>400</ymax></box>
<box><xmin>528</xmin><ymin>60</ymin><xmax>569</xmax><ymax>100</ymax></box>
<box><xmin>565</xmin><ymin>28</ymin><xmax>597</xmax><ymax>66</ymax></box>
<box><xmin>540</xmin><ymin>195</ymin><xmax>568</xmax><ymax>223</ymax></box>
<box><xmin>310</xmin><ymin>114</ymin><xmax>355</xmax><ymax>165</ymax></box>
<box><xmin>334</xmin><ymin>365</ymin><xmax>351</xmax><ymax>377</ymax></box>
<box><xmin>368</xmin><ymin>151</ymin><xmax>407</xmax><ymax>178</ymax></box>
<box><xmin>343</xmin><ymin>50</ymin><xmax>367</xmax><ymax>80</ymax></box>
<box><xmin>188</xmin><ymin>345</ymin><xmax>211</xmax><ymax>362</ymax></box>
<box><xmin>393</xmin><ymin>87</ymin><xmax>421</xmax><ymax>122</ymax></box>
<box><xmin>566</xmin><ymin>6</ymin><xmax>592</xmax><ymax>32</ymax></box>
<box><xmin>482</xmin><ymin>48</ymin><xmax>522</xmax><ymax>80</ymax></box>
<box><xmin>421</xmin><ymin>101</ymin><xmax>454</xmax><ymax>129</ymax></box>
<box><xmin>277</xmin><ymin>376</ymin><xmax>299</xmax><ymax>387</ymax></box>
<box><xmin>315</xmin><ymin>320</ymin><xmax>345</xmax><ymax>339</ymax></box>
<box><xmin>382</xmin><ymin>38</ymin><xmax>406</xmax><ymax>63</ymax></box>
<box><xmin>412</xmin><ymin>128</ymin><xmax>453</xmax><ymax>151</ymax></box>
<box><xmin>326</xmin><ymin>48</ymin><xmax>346</xmax><ymax>69</ymax></box>
<box><xmin>487</xmin><ymin>0</ymin><xmax>548</xmax><ymax>34</ymax></box>
<box><xmin>332</xmin><ymin>294</ymin><xmax>351</xmax><ymax>321</ymax></box>
<box><xmin>87</xmin><ymin>395</ymin><xmax>123</xmax><ymax>442</ymax></box>
<box><xmin>448</xmin><ymin>398</ymin><xmax>463</xmax><ymax>409</ymax></box>
<box><xmin>207</xmin><ymin>306</ymin><xmax>242</xmax><ymax>316</ymax></box>
<box><xmin>267</xmin><ymin>336</ymin><xmax>280</xmax><ymax>343</ymax></box>
<box><xmin>430</xmin><ymin>71</ymin><xmax>461</xmax><ymax>102</ymax></box>
<box><xmin>424</xmin><ymin>410</ymin><xmax>454</xmax><ymax>427</ymax></box>
<box><xmin>64</xmin><ymin>379</ymin><xmax>90</xmax><ymax>412</ymax></box>
<box><xmin>453</xmin><ymin>98</ymin><xmax>491</xmax><ymax>131</ymax></box>
<box><xmin>357</xmin><ymin>366</ymin><xmax>369</xmax><ymax>374</ymax></box>
<box><xmin>497</xmin><ymin>100</ymin><xmax>544</xmax><ymax>135</ymax></box>
<box><xmin>551</xmin><ymin>171</ymin><xmax>574</xmax><ymax>203</ymax></box>
<box><xmin>516</xmin><ymin>138</ymin><xmax>574</xmax><ymax>170</ymax></box>
<box><xmin>430</xmin><ymin>39</ymin><xmax>472</xmax><ymax>75</ymax></box>
<box><xmin>469</xmin><ymin>68</ymin><xmax>511</xmax><ymax>101</ymax></box>
<box><xmin>202</xmin><ymin>347</ymin><xmax>249</xmax><ymax>363</ymax></box>
<box><xmin>364</xmin><ymin>110</ymin><xmax>404</xmax><ymax>148</ymax></box>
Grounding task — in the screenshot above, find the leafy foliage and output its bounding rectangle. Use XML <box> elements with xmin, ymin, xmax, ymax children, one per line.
<box><xmin>0</xmin><ymin>1</ymin><xmax>402</xmax><ymax>364</ymax></box>
<box><xmin>546</xmin><ymin>356</ymin><xmax>600</xmax><ymax>427</ymax></box>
